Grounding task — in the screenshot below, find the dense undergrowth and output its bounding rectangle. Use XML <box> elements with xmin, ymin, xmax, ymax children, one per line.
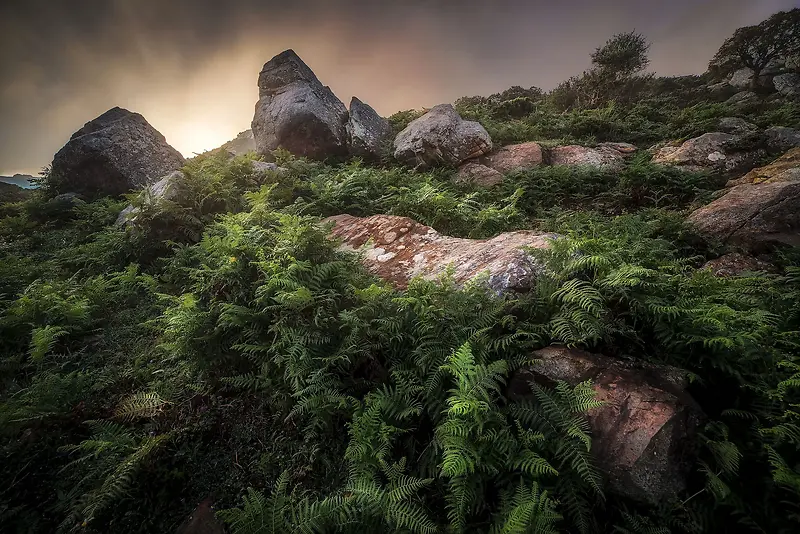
<box><xmin>2</xmin><ymin>139</ymin><xmax>799</xmax><ymax>533</ymax></box>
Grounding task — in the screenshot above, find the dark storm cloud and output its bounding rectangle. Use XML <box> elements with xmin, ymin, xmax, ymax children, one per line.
<box><xmin>0</xmin><ymin>0</ymin><xmax>796</xmax><ymax>174</ymax></box>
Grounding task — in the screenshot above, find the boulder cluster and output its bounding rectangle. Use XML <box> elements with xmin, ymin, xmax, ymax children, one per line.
<box><xmin>42</xmin><ymin>48</ymin><xmax>800</xmax><ymax>505</ymax></box>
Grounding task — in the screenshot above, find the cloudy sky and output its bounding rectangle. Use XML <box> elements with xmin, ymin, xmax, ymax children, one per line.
<box><xmin>1</xmin><ymin>0</ymin><xmax>796</xmax><ymax>175</ymax></box>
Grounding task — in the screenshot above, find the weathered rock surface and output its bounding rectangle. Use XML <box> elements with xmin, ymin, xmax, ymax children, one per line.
<box><xmin>50</xmin><ymin>107</ymin><xmax>185</xmax><ymax>197</ymax></box>
<box><xmin>728</xmin><ymin>147</ymin><xmax>800</xmax><ymax>186</ymax></box>
<box><xmin>765</xmin><ymin>126</ymin><xmax>800</xmax><ymax>154</ymax></box>
<box><xmin>702</xmin><ymin>253</ymin><xmax>774</xmax><ymax>277</ymax></box>
<box><xmin>484</xmin><ymin>141</ymin><xmax>544</xmax><ymax>174</ymax></box>
<box><xmin>393</xmin><ymin>104</ymin><xmax>492</xmax><ymax>169</ymax></box>
<box><xmin>252</xmin><ymin>49</ymin><xmax>349</xmax><ymax>160</ymax></box>
<box><xmin>347</xmin><ymin>97</ymin><xmax>392</xmax><ymax>161</ymax></box>
<box><xmin>729</xmin><ymin>68</ymin><xmax>755</xmax><ymax>89</ymax></box>
<box><xmin>220</xmin><ymin>130</ymin><xmax>256</xmax><ymax>155</ymax></box>
<box><xmin>717</xmin><ymin>117</ymin><xmax>757</xmax><ymax>135</ymax></box>
<box><xmin>508</xmin><ymin>345</ymin><xmax>702</xmax><ymax>504</ymax></box>
<box><xmin>773</xmin><ymin>73</ymin><xmax>800</xmax><ymax>96</ymax></box>
<box><xmin>725</xmin><ymin>91</ymin><xmax>759</xmax><ymax>106</ymax></box>
<box><xmin>116</xmin><ymin>170</ymin><xmax>189</xmax><ymax>225</ymax></box>
<box><xmin>326</xmin><ymin>214</ymin><xmax>553</xmax><ymax>292</ymax></box>
<box><xmin>652</xmin><ymin>132</ymin><xmax>762</xmax><ymax>174</ymax></box>
<box><xmin>549</xmin><ymin>144</ymin><xmax>626</xmax><ymax>169</ymax></box>
<box><xmin>688</xmin><ymin>149</ymin><xmax>800</xmax><ymax>250</ymax></box>
<box><xmin>454</xmin><ymin>162</ymin><xmax>504</xmax><ymax>187</ymax></box>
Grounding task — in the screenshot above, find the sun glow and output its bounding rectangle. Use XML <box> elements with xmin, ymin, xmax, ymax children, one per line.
<box><xmin>167</xmin><ymin>121</ymin><xmax>236</xmax><ymax>158</ymax></box>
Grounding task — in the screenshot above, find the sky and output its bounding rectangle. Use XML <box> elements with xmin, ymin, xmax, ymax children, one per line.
<box><xmin>1</xmin><ymin>0</ymin><xmax>797</xmax><ymax>176</ymax></box>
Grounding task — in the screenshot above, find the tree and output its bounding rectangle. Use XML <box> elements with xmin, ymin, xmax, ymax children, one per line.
<box><xmin>549</xmin><ymin>31</ymin><xmax>652</xmax><ymax>110</ymax></box>
<box><xmin>591</xmin><ymin>31</ymin><xmax>651</xmax><ymax>79</ymax></box>
<box><xmin>710</xmin><ymin>8</ymin><xmax>800</xmax><ymax>86</ymax></box>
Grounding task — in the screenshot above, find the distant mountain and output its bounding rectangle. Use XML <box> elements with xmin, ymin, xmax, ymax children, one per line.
<box><xmin>0</xmin><ymin>173</ymin><xmax>38</xmax><ymax>189</ymax></box>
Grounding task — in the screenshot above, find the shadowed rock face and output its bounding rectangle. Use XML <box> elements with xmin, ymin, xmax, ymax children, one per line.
<box><xmin>394</xmin><ymin>104</ymin><xmax>492</xmax><ymax>169</ymax></box>
<box><xmin>252</xmin><ymin>49</ymin><xmax>349</xmax><ymax>160</ymax></box>
<box><xmin>508</xmin><ymin>346</ymin><xmax>702</xmax><ymax>504</ymax></box>
<box><xmin>326</xmin><ymin>214</ymin><xmax>553</xmax><ymax>293</ymax></box>
<box><xmin>50</xmin><ymin>107</ymin><xmax>185</xmax><ymax>197</ymax></box>
<box><xmin>347</xmin><ymin>97</ymin><xmax>392</xmax><ymax>161</ymax></box>
<box><xmin>689</xmin><ymin>149</ymin><xmax>800</xmax><ymax>251</ymax></box>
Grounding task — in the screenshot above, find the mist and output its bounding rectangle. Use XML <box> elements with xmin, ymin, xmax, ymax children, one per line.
<box><xmin>1</xmin><ymin>0</ymin><xmax>796</xmax><ymax>175</ymax></box>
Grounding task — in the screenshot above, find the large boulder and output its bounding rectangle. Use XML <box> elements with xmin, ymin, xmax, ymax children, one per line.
<box><xmin>347</xmin><ymin>97</ymin><xmax>392</xmax><ymax>161</ymax></box>
<box><xmin>688</xmin><ymin>149</ymin><xmax>800</xmax><ymax>250</ymax></box>
<box><xmin>251</xmin><ymin>49</ymin><xmax>349</xmax><ymax>160</ymax></box>
<box><xmin>393</xmin><ymin>104</ymin><xmax>492</xmax><ymax>169</ymax></box>
<box><xmin>326</xmin><ymin>214</ymin><xmax>553</xmax><ymax>293</ymax></box>
<box><xmin>508</xmin><ymin>345</ymin><xmax>702</xmax><ymax>504</ymax></box>
<box><xmin>773</xmin><ymin>73</ymin><xmax>800</xmax><ymax>96</ymax></box>
<box><xmin>548</xmin><ymin>144</ymin><xmax>626</xmax><ymax>169</ymax></box>
<box><xmin>50</xmin><ymin>107</ymin><xmax>185</xmax><ymax>197</ymax></box>
<box><xmin>484</xmin><ymin>141</ymin><xmax>544</xmax><ymax>174</ymax></box>
<box><xmin>652</xmin><ymin>132</ymin><xmax>762</xmax><ymax>174</ymax></box>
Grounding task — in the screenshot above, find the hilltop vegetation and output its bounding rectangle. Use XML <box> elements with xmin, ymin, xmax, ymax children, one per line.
<box><xmin>2</xmin><ymin>9</ymin><xmax>800</xmax><ymax>534</ymax></box>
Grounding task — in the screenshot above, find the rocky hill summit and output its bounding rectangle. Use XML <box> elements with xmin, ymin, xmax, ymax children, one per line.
<box><xmin>3</xmin><ymin>8</ymin><xmax>800</xmax><ymax>534</ymax></box>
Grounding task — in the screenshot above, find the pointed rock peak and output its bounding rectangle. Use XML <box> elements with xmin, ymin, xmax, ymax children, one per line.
<box><xmin>71</xmin><ymin>107</ymin><xmax>139</xmax><ymax>139</ymax></box>
<box><xmin>258</xmin><ymin>49</ymin><xmax>320</xmax><ymax>94</ymax></box>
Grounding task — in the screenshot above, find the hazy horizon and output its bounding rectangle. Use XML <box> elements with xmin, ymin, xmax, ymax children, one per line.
<box><xmin>1</xmin><ymin>0</ymin><xmax>797</xmax><ymax>176</ymax></box>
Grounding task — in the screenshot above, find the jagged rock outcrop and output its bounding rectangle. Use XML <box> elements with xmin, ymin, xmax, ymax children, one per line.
<box><xmin>508</xmin><ymin>345</ymin><xmax>702</xmax><ymax>504</ymax></box>
<box><xmin>394</xmin><ymin>104</ymin><xmax>492</xmax><ymax>169</ymax></box>
<box><xmin>773</xmin><ymin>73</ymin><xmax>800</xmax><ymax>96</ymax></box>
<box><xmin>688</xmin><ymin>149</ymin><xmax>800</xmax><ymax>250</ymax></box>
<box><xmin>651</xmin><ymin>132</ymin><xmax>763</xmax><ymax>174</ymax></box>
<box><xmin>252</xmin><ymin>49</ymin><xmax>349</xmax><ymax>160</ymax></box>
<box><xmin>454</xmin><ymin>162</ymin><xmax>504</xmax><ymax>187</ymax></box>
<box><xmin>50</xmin><ymin>107</ymin><xmax>185</xmax><ymax>197</ymax></box>
<box><xmin>702</xmin><ymin>253</ymin><xmax>773</xmax><ymax>277</ymax></box>
<box><xmin>347</xmin><ymin>97</ymin><xmax>392</xmax><ymax>161</ymax></box>
<box><xmin>220</xmin><ymin>130</ymin><xmax>256</xmax><ymax>155</ymax></box>
<box><xmin>484</xmin><ymin>141</ymin><xmax>544</xmax><ymax>173</ymax></box>
<box><xmin>326</xmin><ymin>214</ymin><xmax>553</xmax><ymax>293</ymax></box>
<box><xmin>548</xmin><ymin>144</ymin><xmax>627</xmax><ymax>169</ymax></box>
